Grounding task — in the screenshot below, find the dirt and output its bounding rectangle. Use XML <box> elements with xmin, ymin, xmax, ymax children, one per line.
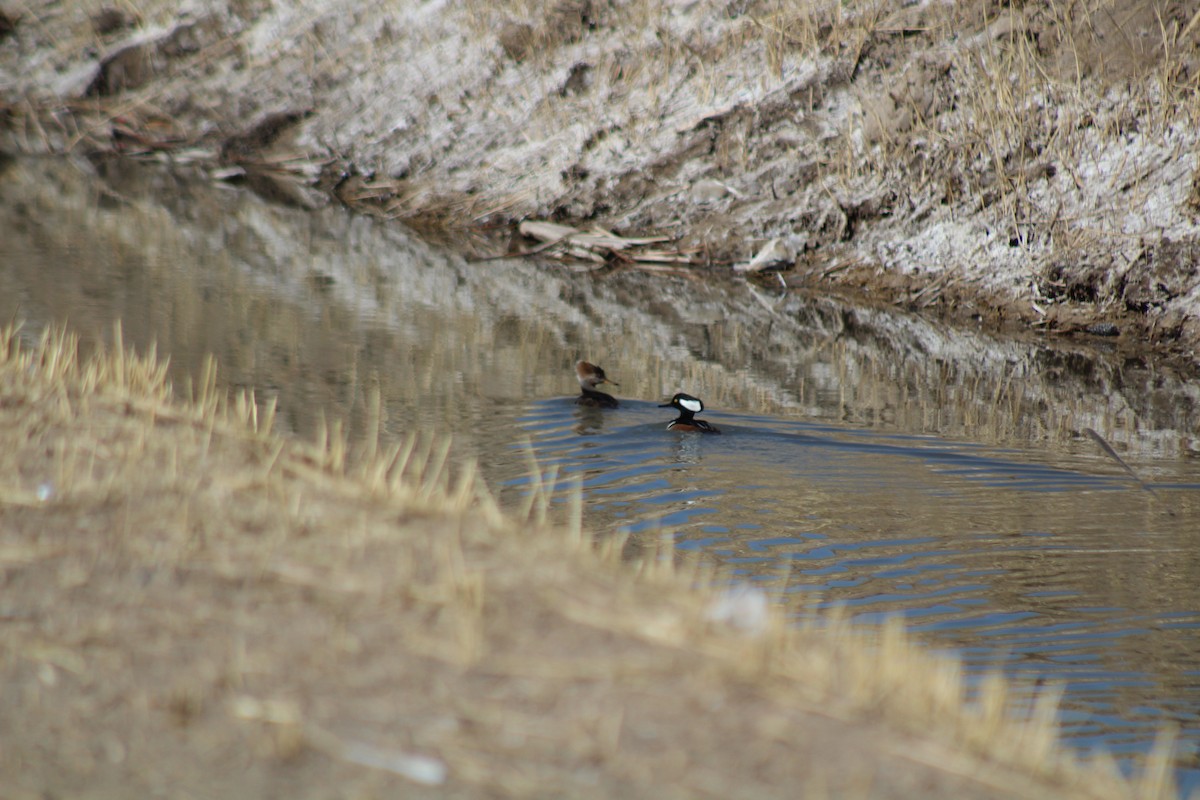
<box><xmin>0</xmin><ymin>2</ymin><xmax>1197</xmax><ymax>796</ymax></box>
<box><xmin>3</xmin><ymin>0</ymin><xmax>1200</xmax><ymax>365</ymax></box>
<box><xmin>0</xmin><ymin>327</ymin><xmax>1175</xmax><ymax>800</ymax></box>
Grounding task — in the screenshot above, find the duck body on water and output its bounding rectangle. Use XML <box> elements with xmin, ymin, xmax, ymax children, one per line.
<box><xmin>659</xmin><ymin>392</ymin><xmax>721</xmax><ymax>434</ymax></box>
<box><xmin>575</xmin><ymin>360</ymin><xmax>620</xmax><ymax>408</ymax></box>
<box><xmin>575</xmin><ymin>362</ymin><xmax>720</xmax><ymax>432</ymax></box>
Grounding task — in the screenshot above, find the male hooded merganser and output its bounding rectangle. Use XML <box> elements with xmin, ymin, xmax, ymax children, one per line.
<box><xmin>575</xmin><ymin>360</ymin><xmax>620</xmax><ymax>408</ymax></box>
<box><xmin>659</xmin><ymin>392</ymin><xmax>720</xmax><ymax>433</ymax></box>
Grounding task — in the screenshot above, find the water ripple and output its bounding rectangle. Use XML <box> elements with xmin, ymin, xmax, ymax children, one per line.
<box><xmin>506</xmin><ymin>396</ymin><xmax>1200</xmax><ymax>792</ymax></box>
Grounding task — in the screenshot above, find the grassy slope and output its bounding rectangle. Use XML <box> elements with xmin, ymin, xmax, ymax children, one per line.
<box><xmin>0</xmin><ymin>328</ymin><xmax>1180</xmax><ymax>797</ymax></box>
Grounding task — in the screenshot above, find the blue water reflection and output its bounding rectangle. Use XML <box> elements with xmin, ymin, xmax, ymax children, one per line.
<box><xmin>506</xmin><ymin>395</ymin><xmax>1200</xmax><ymax>793</ymax></box>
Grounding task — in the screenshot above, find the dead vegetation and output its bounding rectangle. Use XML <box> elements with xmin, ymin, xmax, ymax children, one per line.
<box><xmin>3</xmin><ymin>0</ymin><xmax>1198</xmax><ymax>365</ymax></box>
<box><xmin>0</xmin><ymin>324</ymin><xmax>1184</xmax><ymax>798</ymax></box>
<box><xmin>4</xmin><ymin>4</ymin><xmax>1200</xmax><ymax>793</ymax></box>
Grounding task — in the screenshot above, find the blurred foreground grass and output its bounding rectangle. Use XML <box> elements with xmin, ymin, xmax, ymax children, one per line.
<box><xmin>0</xmin><ymin>324</ymin><xmax>1178</xmax><ymax>799</ymax></box>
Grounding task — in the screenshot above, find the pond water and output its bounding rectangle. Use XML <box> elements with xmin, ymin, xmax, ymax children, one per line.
<box><xmin>4</xmin><ymin>156</ymin><xmax>1200</xmax><ymax>791</ymax></box>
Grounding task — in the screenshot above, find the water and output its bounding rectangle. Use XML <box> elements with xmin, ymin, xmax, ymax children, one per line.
<box><xmin>4</xmin><ymin>156</ymin><xmax>1200</xmax><ymax>790</ymax></box>
<box><xmin>508</xmin><ymin>396</ymin><xmax>1200</xmax><ymax>781</ymax></box>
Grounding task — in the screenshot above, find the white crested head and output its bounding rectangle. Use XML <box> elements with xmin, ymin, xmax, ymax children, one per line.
<box><xmin>679</xmin><ymin>396</ymin><xmax>702</xmax><ymax>413</ymax></box>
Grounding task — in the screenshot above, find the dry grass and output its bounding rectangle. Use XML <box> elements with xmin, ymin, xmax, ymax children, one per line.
<box><xmin>10</xmin><ymin>0</ymin><xmax>1197</xmax><ymax>359</ymax></box>
<box><xmin>845</xmin><ymin>0</ymin><xmax>1200</xmax><ymax>234</ymax></box>
<box><xmin>0</xmin><ymin>322</ymin><xmax>1181</xmax><ymax>798</ymax></box>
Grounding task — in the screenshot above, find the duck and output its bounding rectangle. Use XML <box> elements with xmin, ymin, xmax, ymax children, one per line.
<box><xmin>659</xmin><ymin>392</ymin><xmax>720</xmax><ymax>433</ymax></box>
<box><xmin>575</xmin><ymin>360</ymin><xmax>619</xmax><ymax>408</ymax></box>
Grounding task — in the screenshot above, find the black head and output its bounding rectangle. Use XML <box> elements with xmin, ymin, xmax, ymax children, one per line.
<box><xmin>658</xmin><ymin>393</ymin><xmax>704</xmax><ymax>414</ymax></box>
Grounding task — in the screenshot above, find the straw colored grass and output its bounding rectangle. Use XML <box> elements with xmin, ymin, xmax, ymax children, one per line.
<box><xmin>0</xmin><ymin>323</ymin><xmax>1178</xmax><ymax>798</ymax></box>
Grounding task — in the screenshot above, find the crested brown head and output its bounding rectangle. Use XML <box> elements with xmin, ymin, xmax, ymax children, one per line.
<box><xmin>575</xmin><ymin>360</ymin><xmax>619</xmax><ymax>408</ymax></box>
<box><xmin>575</xmin><ymin>360</ymin><xmax>618</xmax><ymax>390</ymax></box>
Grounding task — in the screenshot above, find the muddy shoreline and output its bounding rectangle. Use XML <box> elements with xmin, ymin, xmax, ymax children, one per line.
<box><xmin>3</xmin><ymin>0</ymin><xmax>1200</xmax><ymax>369</ymax></box>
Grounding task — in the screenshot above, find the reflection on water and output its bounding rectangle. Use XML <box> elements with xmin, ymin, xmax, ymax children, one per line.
<box><xmin>508</xmin><ymin>397</ymin><xmax>1200</xmax><ymax>780</ymax></box>
<box><xmin>3</xmin><ymin>156</ymin><xmax>1200</xmax><ymax>790</ymax></box>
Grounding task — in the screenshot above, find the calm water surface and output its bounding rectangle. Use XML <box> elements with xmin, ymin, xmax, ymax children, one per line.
<box><xmin>4</xmin><ymin>157</ymin><xmax>1200</xmax><ymax>791</ymax></box>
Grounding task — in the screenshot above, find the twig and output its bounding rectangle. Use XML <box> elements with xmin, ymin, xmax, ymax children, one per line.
<box><xmin>1084</xmin><ymin>428</ymin><xmax>1172</xmax><ymax>515</ymax></box>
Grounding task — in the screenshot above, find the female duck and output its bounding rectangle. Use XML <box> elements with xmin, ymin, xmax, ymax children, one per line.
<box><xmin>659</xmin><ymin>393</ymin><xmax>720</xmax><ymax>433</ymax></box>
<box><xmin>575</xmin><ymin>360</ymin><xmax>620</xmax><ymax>408</ymax></box>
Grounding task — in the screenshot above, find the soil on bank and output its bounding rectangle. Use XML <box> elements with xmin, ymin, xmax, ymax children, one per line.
<box><xmin>1</xmin><ymin>5</ymin><xmax>1195</xmax><ymax>796</ymax></box>
<box><xmin>3</xmin><ymin>0</ymin><xmax>1200</xmax><ymax>364</ymax></box>
<box><xmin>0</xmin><ymin>328</ymin><xmax>1177</xmax><ymax>799</ymax></box>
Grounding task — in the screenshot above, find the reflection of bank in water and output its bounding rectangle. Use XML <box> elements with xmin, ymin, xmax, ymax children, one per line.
<box><xmin>4</xmin><ymin>157</ymin><xmax>1200</xmax><ymax>791</ymax></box>
<box><xmin>2</xmin><ymin>159</ymin><xmax>1195</xmax><ymax>462</ymax></box>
